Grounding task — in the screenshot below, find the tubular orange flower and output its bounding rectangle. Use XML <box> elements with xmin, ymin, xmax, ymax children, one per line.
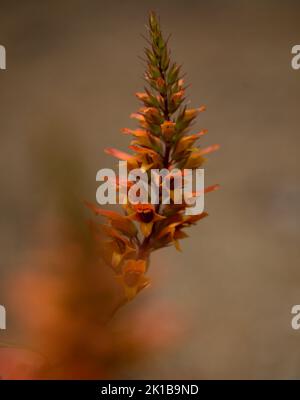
<box><xmin>116</xmin><ymin>259</ymin><xmax>150</xmax><ymax>300</ymax></box>
<box><xmin>129</xmin><ymin>203</ymin><xmax>165</xmax><ymax>237</ymax></box>
<box><xmin>104</xmin><ymin>147</ymin><xmax>139</xmax><ymax>170</ymax></box>
<box><xmin>173</xmin><ymin>130</ymin><xmax>208</xmax><ymax>157</ymax></box>
<box><xmin>106</xmin><ymin>235</ymin><xmax>136</xmax><ymax>270</ymax></box>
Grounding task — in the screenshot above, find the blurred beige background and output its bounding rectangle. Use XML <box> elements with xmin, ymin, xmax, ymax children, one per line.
<box><xmin>0</xmin><ymin>0</ymin><xmax>300</xmax><ymax>379</ymax></box>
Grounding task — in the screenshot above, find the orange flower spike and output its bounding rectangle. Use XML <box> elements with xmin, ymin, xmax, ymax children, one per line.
<box><xmin>86</xmin><ymin>12</ymin><xmax>219</xmax><ymax>303</ymax></box>
<box><xmin>130</xmin><ymin>204</ymin><xmax>165</xmax><ymax>237</ymax></box>
<box><xmin>117</xmin><ymin>259</ymin><xmax>150</xmax><ymax>300</ymax></box>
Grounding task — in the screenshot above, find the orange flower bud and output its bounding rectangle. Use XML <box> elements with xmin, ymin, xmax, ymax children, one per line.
<box><xmin>144</xmin><ymin>107</ymin><xmax>160</xmax><ymax>117</ymax></box>
<box><xmin>135</xmin><ymin>92</ymin><xmax>149</xmax><ymax>101</ymax></box>
<box><xmin>172</xmin><ymin>90</ymin><xmax>184</xmax><ymax>103</ymax></box>
<box><xmin>184</xmin><ymin>106</ymin><xmax>206</xmax><ymax>121</ymax></box>
<box><xmin>156</xmin><ymin>77</ymin><xmax>165</xmax><ymax>88</ymax></box>
<box><xmin>161</xmin><ymin>121</ymin><xmax>176</xmax><ymax>140</ymax></box>
<box><xmin>119</xmin><ymin>259</ymin><xmax>149</xmax><ymax>300</ymax></box>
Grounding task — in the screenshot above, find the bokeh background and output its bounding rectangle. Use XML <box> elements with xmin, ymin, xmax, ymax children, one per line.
<box><xmin>0</xmin><ymin>0</ymin><xmax>300</xmax><ymax>379</ymax></box>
